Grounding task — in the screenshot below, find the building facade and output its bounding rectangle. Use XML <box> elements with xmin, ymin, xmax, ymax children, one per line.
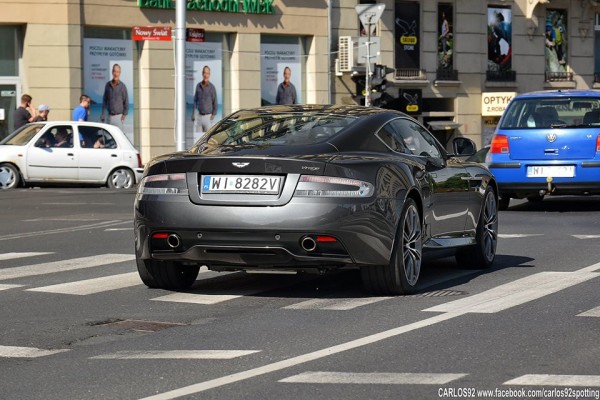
<box><xmin>0</xmin><ymin>0</ymin><xmax>329</xmax><ymax>162</ymax></box>
<box><xmin>331</xmin><ymin>0</ymin><xmax>600</xmax><ymax>149</ymax></box>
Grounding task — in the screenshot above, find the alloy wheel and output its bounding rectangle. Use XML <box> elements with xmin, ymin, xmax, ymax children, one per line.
<box><xmin>402</xmin><ymin>204</ymin><xmax>422</xmax><ymax>286</ymax></box>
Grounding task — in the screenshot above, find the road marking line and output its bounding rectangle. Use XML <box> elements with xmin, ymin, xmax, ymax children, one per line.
<box><xmin>424</xmin><ymin>268</ymin><xmax>600</xmax><ymax>314</ymax></box>
<box><xmin>91</xmin><ymin>350</ymin><xmax>260</xmax><ymax>360</ymax></box>
<box><xmin>105</xmin><ymin>228</ymin><xmax>132</xmax><ymax>231</ymax></box>
<box><xmin>279</xmin><ymin>371</ymin><xmax>468</xmax><ymax>385</ymax></box>
<box><xmin>0</xmin><ymin>345</ymin><xmax>69</xmax><ymax>358</ymax></box>
<box><xmin>151</xmin><ymin>292</ymin><xmax>247</xmax><ymax>305</ymax></box>
<box><xmin>0</xmin><ymin>252</ymin><xmax>53</xmax><ymax>261</ymax></box>
<box><xmin>138</xmin><ymin>312</ymin><xmax>461</xmax><ymax>400</ymax></box>
<box><xmin>139</xmin><ymin>261</ymin><xmax>600</xmax><ymax>400</ymax></box>
<box><xmin>0</xmin><ymin>220</ymin><xmax>129</xmax><ymax>241</ymax></box>
<box><xmin>572</xmin><ymin>235</ymin><xmax>600</xmax><ymax>239</ymax></box>
<box><xmin>504</xmin><ymin>374</ymin><xmax>600</xmax><ymax>387</ymax></box>
<box><xmin>0</xmin><ymin>254</ymin><xmax>134</xmax><ymax>281</ymax></box>
<box><xmin>23</xmin><ymin>218</ymin><xmax>101</xmax><ymax>222</ymax></box>
<box><xmin>0</xmin><ymin>284</ymin><xmax>23</xmax><ymax>291</ymax></box>
<box><xmin>27</xmin><ymin>272</ymin><xmax>141</xmax><ymax>295</ymax></box>
<box><xmin>498</xmin><ymin>234</ymin><xmax>544</xmax><ymax>238</ymax></box>
<box><xmin>578</xmin><ymin>305</ymin><xmax>600</xmax><ymax>317</ymax></box>
<box><xmin>284</xmin><ymin>297</ymin><xmax>393</xmax><ymax>311</ymax></box>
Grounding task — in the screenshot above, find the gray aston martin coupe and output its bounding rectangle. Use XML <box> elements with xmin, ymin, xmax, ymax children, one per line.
<box><xmin>134</xmin><ymin>105</ymin><xmax>498</xmax><ymax>295</ymax></box>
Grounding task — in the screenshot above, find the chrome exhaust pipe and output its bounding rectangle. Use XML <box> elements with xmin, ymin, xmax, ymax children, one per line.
<box><xmin>167</xmin><ymin>234</ymin><xmax>181</xmax><ymax>249</ymax></box>
<box><xmin>300</xmin><ymin>236</ymin><xmax>317</xmax><ymax>252</ymax></box>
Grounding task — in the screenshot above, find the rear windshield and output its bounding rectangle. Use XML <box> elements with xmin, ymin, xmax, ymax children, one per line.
<box><xmin>199</xmin><ymin>112</ymin><xmax>357</xmax><ymax>148</ymax></box>
<box><xmin>500</xmin><ymin>97</ymin><xmax>600</xmax><ymax>129</ymax></box>
<box><xmin>0</xmin><ymin>123</ymin><xmax>44</xmax><ymax>146</ymax></box>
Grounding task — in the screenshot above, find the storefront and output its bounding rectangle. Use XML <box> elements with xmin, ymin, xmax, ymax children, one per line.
<box><xmin>0</xmin><ymin>0</ymin><xmax>329</xmax><ymax>161</ymax></box>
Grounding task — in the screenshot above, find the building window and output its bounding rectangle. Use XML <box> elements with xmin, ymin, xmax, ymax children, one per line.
<box><xmin>545</xmin><ymin>9</ymin><xmax>572</xmax><ymax>81</ymax></box>
<box><xmin>487</xmin><ymin>6</ymin><xmax>515</xmax><ymax>82</ymax></box>
<box><xmin>260</xmin><ymin>35</ymin><xmax>306</xmax><ymax>106</ymax></box>
<box><xmin>436</xmin><ymin>3</ymin><xmax>457</xmax><ymax>81</ymax></box>
<box><xmin>0</xmin><ymin>26</ymin><xmax>20</xmax><ymax>76</ymax></box>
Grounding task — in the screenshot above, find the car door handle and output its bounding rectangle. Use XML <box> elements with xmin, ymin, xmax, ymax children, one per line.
<box><xmin>67</xmin><ymin>153</ymin><xmax>74</xmax><ymax>156</ymax></box>
<box><xmin>111</xmin><ymin>154</ymin><xmax>118</xmax><ymax>157</ymax></box>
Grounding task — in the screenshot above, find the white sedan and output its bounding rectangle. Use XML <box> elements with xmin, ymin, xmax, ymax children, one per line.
<box><xmin>0</xmin><ymin>121</ymin><xmax>143</xmax><ymax>189</ymax></box>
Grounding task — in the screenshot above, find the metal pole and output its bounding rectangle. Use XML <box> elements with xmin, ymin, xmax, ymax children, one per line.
<box><xmin>365</xmin><ymin>18</ymin><xmax>372</xmax><ymax>107</ymax></box>
<box><xmin>175</xmin><ymin>0</ymin><xmax>186</xmax><ymax>151</ymax></box>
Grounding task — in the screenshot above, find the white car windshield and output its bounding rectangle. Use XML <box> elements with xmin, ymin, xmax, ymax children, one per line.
<box><xmin>0</xmin><ymin>124</ymin><xmax>45</xmax><ymax>146</ymax></box>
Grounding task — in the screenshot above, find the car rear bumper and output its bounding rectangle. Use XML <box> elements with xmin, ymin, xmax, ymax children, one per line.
<box><xmin>490</xmin><ymin>160</ymin><xmax>600</xmax><ymax>196</ymax></box>
<box><xmin>134</xmin><ymin>195</ymin><xmax>400</xmax><ymax>268</ymax></box>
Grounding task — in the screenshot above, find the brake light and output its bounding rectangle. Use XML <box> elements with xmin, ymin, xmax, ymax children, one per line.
<box><xmin>138</xmin><ymin>173</ymin><xmax>188</xmax><ymax>195</ymax></box>
<box><xmin>316</xmin><ymin>235</ymin><xmax>337</xmax><ymax>243</ymax></box>
<box><xmin>596</xmin><ymin>134</ymin><xmax>600</xmax><ymax>152</ymax></box>
<box><xmin>137</xmin><ymin>153</ymin><xmax>143</xmax><ymax>168</ymax></box>
<box><xmin>294</xmin><ymin>175</ymin><xmax>374</xmax><ymax>198</ymax></box>
<box><xmin>490</xmin><ymin>134</ymin><xmax>510</xmax><ymax>154</ymax></box>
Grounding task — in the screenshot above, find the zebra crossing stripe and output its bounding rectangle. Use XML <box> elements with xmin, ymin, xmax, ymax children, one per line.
<box><xmin>279</xmin><ymin>371</ymin><xmax>468</xmax><ymax>385</ymax></box>
<box><xmin>0</xmin><ymin>254</ymin><xmax>135</xmax><ymax>281</ymax></box>
<box><xmin>0</xmin><ymin>284</ymin><xmax>23</xmax><ymax>291</ymax></box>
<box><xmin>0</xmin><ymin>252</ymin><xmax>53</xmax><ymax>261</ymax></box>
<box><xmin>27</xmin><ymin>272</ymin><xmax>141</xmax><ymax>295</ymax></box>
<box><xmin>0</xmin><ymin>345</ymin><xmax>69</xmax><ymax>358</ymax></box>
<box><xmin>577</xmin><ymin>305</ymin><xmax>600</xmax><ymax>317</ymax></box>
<box><xmin>504</xmin><ymin>374</ymin><xmax>600</xmax><ymax>387</ymax></box>
<box><xmin>151</xmin><ymin>292</ymin><xmax>246</xmax><ymax>305</ymax></box>
<box><xmin>283</xmin><ymin>297</ymin><xmax>392</xmax><ymax>311</ymax></box>
<box><xmin>91</xmin><ymin>350</ymin><xmax>260</xmax><ymax>360</ymax></box>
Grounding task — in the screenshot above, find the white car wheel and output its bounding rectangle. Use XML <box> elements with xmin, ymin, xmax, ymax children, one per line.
<box><xmin>0</xmin><ymin>164</ymin><xmax>20</xmax><ymax>189</ymax></box>
<box><xmin>107</xmin><ymin>168</ymin><xmax>134</xmax><ymax>189</ymax></box>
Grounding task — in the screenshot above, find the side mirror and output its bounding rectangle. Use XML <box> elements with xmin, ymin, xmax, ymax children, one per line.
<box><xmin>452</xmin><ymin>137</ymin><xmax>476</xmax><ymax>156</ymax></box>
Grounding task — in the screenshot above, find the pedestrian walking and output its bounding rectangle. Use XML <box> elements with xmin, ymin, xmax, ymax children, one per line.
<box><xmin>73</xmin><ymin>95</ymin><xmax>91</xmax><ymax>121</ymax></box>
<box><xmin>13</xmin><ymin>94</ymin><xmax>37</xmax><ymax>130</ymax></box>
<box><xmin>101</xmin><ymin>64</ymin><xmax>129</xmax><ymax>130</ymax></box>
<box><xmin>33</xmin><ymin>104</ymin><xmax>50</xmax><ymax>122</ymax></box>
<box><xmin>192</xmin><ymin>65</ymin><xmax>217</xmax><ymax>138</ymax></box>
<box><xmin>275</xmin><ymin>66</ymin><xmax>297</xmax><ymax>105</ymax></box>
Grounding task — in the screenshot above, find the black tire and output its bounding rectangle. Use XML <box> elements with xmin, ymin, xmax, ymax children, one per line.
<box><xmin>456</xmin><ymin>187</ymin><xmax>498</xmax><ymax>269</ymax></box>
<box><xmin>0</xmin><ymin>163</ymin><xmax>20</xmax><ymax>189</ymax></box>
<box><xmin>136</xmin><ymin>258</ymin><xmax>199</xmax><ymax>290</ymax></box>
<box><xmin>107</xmin><ymin>167</ymin><xmax>134</xmax><ymax>189</ymax></box>
<box><xmin>498</xmin><ymin>194</ymin><xmax>510</xmax><ymax>211</ymax></box>
<box><xmin>361</xmin><ymin>198</ymin><xmax>423</xmax><ymax>295</ymax></box>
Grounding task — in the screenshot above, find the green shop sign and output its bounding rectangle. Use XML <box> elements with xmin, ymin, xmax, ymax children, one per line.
<box><xmin>138</xmin><ymin>0</ymin><xmax>275</xmax><ymax>14</ymax></box>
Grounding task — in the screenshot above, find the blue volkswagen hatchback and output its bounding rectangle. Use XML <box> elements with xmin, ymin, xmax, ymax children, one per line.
<box><xmin>489</xmin><ymin>90</ymin><xmax>600</xmax><ymax>209</ymax></box>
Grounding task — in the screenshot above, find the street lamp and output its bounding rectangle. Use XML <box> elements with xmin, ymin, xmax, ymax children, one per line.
<box><xmin>355</xmin><ymin>4</ymin><xmax>385</xmax><ymax>107</ymax></box>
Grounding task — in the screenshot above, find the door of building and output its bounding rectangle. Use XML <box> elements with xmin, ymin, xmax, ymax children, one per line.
<box><xmin>0</xmin><ymin>82</ymin><xmax>19</xmax><ymax>140</ymax></box>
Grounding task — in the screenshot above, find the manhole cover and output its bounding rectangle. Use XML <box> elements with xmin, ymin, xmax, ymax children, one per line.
<box><xmin>89</xmin><ymin>319</ymin><xmax>187</xmax><ymax>332</ymax></box>
<box><xmin>410</xmin><ymin>289</ymin><xmax>467</xmax><ymax>298</ymax></box>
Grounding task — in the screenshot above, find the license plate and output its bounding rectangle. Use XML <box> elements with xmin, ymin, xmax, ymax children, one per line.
<box><xmin>201</xmin><ymin>175</ymin><xmax>282</xmax><ymax>194</ymax></box>
<box><xmin>526</xmin><ymin>165</ymin><xmax>575</xmax><ymax>178</ymax></box>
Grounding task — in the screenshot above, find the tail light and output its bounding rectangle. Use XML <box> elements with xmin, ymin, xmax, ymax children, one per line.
<box><xmin>137</xmin><ymin>153</ymin><xmax>143</xmax><ymax>168</ymax></box>
<box><xmin>294</xmin><ymin>176</ymin><xmax>374</xmax><ymax>198</ymax></box>
<box><xmin>596</xmin><ymin>134</ymin><xmax>600</xmax><ymax>152</ymax></box>
<box><xmin>490</xmin><ymin>134</ymin><xmax>510</xmax><ymax>154</ymax></box>
<box><xmin>137</xmin><ymin>173</ymin><xmax>188</xmax><ymax>195</ymax></box>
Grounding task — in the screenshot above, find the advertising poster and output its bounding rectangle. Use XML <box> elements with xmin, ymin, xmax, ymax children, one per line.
<box><xmin>437</xmin><ymin>3</ymin><xmax>453</xmax><ymax>70</ymax></box>
<box><xmin>394</xmin><ymin>1</ymin><xmax>420</xmax><ymax>70</ymax></box>
<box><xmin>186</xmin><ymin>41</ymin><xmax>223</xmax><ymax>146</ymax></box>
<box><xmin>487</xmin><ymin>7</ymin><xmax>512</xmax><ymax>73</ymax></box>
<box><xmin>545</xmin><ymin>9</ymin><xmax>568</xmax><ymax>75</ymax></box>
<box><xmin>260</xmin><ymin>43</ymin><xmax>302</xmax><ymax>106</ymax></box>
<box><xmin>83</xmin><ymin>39</ymin><xmax>134</xmax><ymax>143</ymax></box>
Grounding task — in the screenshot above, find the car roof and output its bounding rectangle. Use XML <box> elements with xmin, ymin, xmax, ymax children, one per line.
<box><xmin>514</xmin><ymin>90</ymin><xmax>600</xmax><ymax>100</ymax></box>
<box><xmin>234</xmin><ymin>104</ymin><xmax>408</xmax><ymax>118</ymax></box>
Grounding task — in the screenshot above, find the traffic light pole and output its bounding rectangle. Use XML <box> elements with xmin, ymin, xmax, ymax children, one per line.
<box><xmin>365</xmin><ymin>17</ymin><xmax>373</xmax><ymax>107</ymax></box>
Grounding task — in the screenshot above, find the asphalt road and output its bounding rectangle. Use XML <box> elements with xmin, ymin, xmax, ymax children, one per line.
<box><xmin>0</xmin><ymin>188</ymin><xmax>599</xmax><ymax>400</ymax></box>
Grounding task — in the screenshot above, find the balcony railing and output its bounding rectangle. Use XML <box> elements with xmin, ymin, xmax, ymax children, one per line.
<box><xmin>486</xmin><ymin>70</ymin><xmax>517</xmax><ymax>82</ymax></box>
<box><xmin>395</xmin><ymin>68</ymin><xmax>427</xmax><ymax>81</ymax></box>
<box><xmin>435</xmin><ymin>68</ymin><xmax>459</xmax><ymax>81</ymax></box>
<box><xmin>545</xmin><ymin>71</ymin><xmax>574</xmax><ymax>82</ymax></box>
